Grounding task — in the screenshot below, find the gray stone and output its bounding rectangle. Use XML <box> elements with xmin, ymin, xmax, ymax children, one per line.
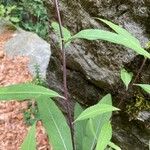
<box><xmin>46</xmin><ymin>0</ymin><xmax>149</xmax><ymax>89</ymax></box>
<box><xmin>2</xmin><ymin>23</ymin><xmax>51</xmax><ymax>79</ymax></box>
<box><xmin>137</xmin><ymin>111</ymin><xmax>150</xmax><ymax>122</ymax></box>
<box><xmin>45</xmin><ymin>0</ymin><xmax>150</xmax><ymax>149</ymax></box>
<box><xmin>112</xmin><ymin>113</ymin><xmax>150</xmax><ymax>150</ymax></box>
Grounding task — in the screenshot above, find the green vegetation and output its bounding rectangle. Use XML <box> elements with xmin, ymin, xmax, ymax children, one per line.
<box><xmin>0</xmin><ymin>4</ymin><xmax>20</xmax><ymax>23</ymax></box>
<box><xmin>120</xmin><ymin>68</ymin><xmax>133</xmax><ymax>90</ymax></box>
<box><xmin>23</xmin><ymin>101</ymin><xmax>40</xmax><ymax>126</ymax></box>
<box><xmin>32</xmin><ymin>65</ymin><xmax>48</xmax><ymax>87</ymax></box>
<box><xmin>51</xmin><ymin>18</ymin><xmax>150</xmax><ymax>149</ymax></box>
<box><xmin>0</xmin><ymin>0</ymin><xmax>49</xmax><ymax>38</ymax></box>
<box><xmin>21</xmin><ymin>122</ymin><xmax>36</xmax><ymax>150</ymax></box>
<box><xmin>0</xmin><ymin>0</ymin><xmax>150</xmax><ymax>149</ymax></box>
<box><xmin>0</xmin><ymin>84</ymin><xmax>119</xmax><ymax>150</ymax></box>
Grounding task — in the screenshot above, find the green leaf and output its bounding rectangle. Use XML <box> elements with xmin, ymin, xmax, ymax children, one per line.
<box><xmin>82</xmin><ymin>94</ymin><xmax>113</xmax><ymax>150</ymax></box>
<box><xmin>96</xmin><ymin>122</ymin><xmax>112</xmax><ymax>150</ymax></box>
<box><xmin>72</xmin><ymin>29</ymin><xmax>123</xmax><ymax>43</ymax></box>
<box><xmin>96</xmin><ymin>18</ymin><xmax>141</xmax><ymax>47</ymax></box>
<box><xmin>134</xmin><ymin>84</ymin><xmax>150</xmax><ymax>94</ymax></box>
<box><xmin>108</xmin><ymin>141</ymin><xmax>121</xmax><ymax>150</ymax></box>
<box><xmin>74</xmin><ymin>100</ymin><xmax>119</xmax><ymax>122</ymax></box>
<box><xmin>37</xmin><ymin>96</ymin><xmax>73</xmax><ymax>150</ymax></box>
<box><xmin>71</xmin><ymin>22</ymin><xmax>150</xmax><ymax>59</ymax></box>
<box><xmin>82</xmin><ymin>118</ymin><xmax>97</xmax><ymax>150</ymax></box>
<box><xmin>21</xmin><ymin>122</ymin><xmax>36</xmax><ymax>150</ymax></box>
<box><xmin>10</xmin><ymin>17</ymin><xmax>20</xmax><ymax>23</ymax></box>
<box><xmin>74</xmin><ymin>103</ymin><xmax>86</xmax><ymax>150</ymax></box>
<box><xmin>0</xmin><ymin>83</ymin><xmax>63</xmax><ymax>101</ymax></box>
<box><xmin>120</xmin><ymin>68</ymin><xmax>133</xmax><ymax>90</ymax></box>
<box><xmin>51</xmin><ymin>22</ymin><xmax>71</xmax><ymax>43</ymax></box>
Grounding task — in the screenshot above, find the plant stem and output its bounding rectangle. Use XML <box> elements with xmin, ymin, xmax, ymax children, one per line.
<box><xmin>132</xmin><ymin>58</ymin><xmax>147</xmax><ymax>84</ymax></box>
<box><xmin>53</xmin><ymin>0</ymin><xmax>75</xmax><ymax>149</ymax></box>
<box><xmin>118</xmin><ymin>57</ymin><xmax>147</xmax><ymax>107</ymax></box>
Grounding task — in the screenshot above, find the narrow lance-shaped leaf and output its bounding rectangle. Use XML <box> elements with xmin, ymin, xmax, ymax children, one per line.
<box><xmin>21</xmin><ymin>122</ymin><xmax>36</xmax><ymax>150</ymax></box>
<box><xmin>72</xmin><ymin>29</ymin><xmax>124</xmax><ymax>43</ymax></box>
<box><xmin>74</xmin><ymin>103</ymin><xmax>86</xmax><ymax>150</ymax></box>
<box><xmin>37</xmin><ymin>96</ymin><xmax>73</xmax><ymax>150</ymax></box>
<box><xmin>99</xmin><ymin>18</ymin><xmax>150</xmax><ymax>59</ymax></box>
<box><xmin>134</xmin><ymin>84</ymin><xmax>150</xmax><ymax>94</ymax></box>
<box><xmin>71</xmin><ymin>21</ymin><xmax>150</xmax><ymax>59</ymax></box>
<box><xmin>82</xmin><ymin>94</ymin><xmax>119</xmax><ymax>150</ymax></box>
<box><xmin>96</xmin><ymin>18</ymin><xmax>141</xmax><ymax>47</ymax></box>
<box><xmin>87</xmin><ymin>119</ymin><xmax>97</xmax><ymax>139</ymax></box>
<box><xmin>87</xmin><ymin>94</ymin><xmax>113</xmax><ymax>150</ymax></box>
<box><xmin>96</xmin><ymin>122</ymin><xmax>112</xmax><ymax>150</ymax></box>
<box><xmin>74</xmin><ymin>103</ymin><xmax>119</xmax><ymax>122</ymax></box>
<box><xmin>82</xmin><ymin>118</ymin><xmax>97</xmax><ymax>150</ymax></box>
<box><xmin>0</xmin><ymin>83</ymin><xmax>63</xmax><ymax>101</ymax></box>
<box><xmin>120</xmin><ymin>68</ymin><xmax>133</xmax><ymax>90</ymax></box>
<box><xmin>108</xmin><ymin>141</ymin><xmax>121</xmax><ymax>150</ymax></box>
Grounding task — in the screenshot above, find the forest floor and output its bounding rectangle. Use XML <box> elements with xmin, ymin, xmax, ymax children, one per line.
<box><xmin>0</xmin><ymin>31</ymin><xmax>51</xmax><ymax>150</ymax></box>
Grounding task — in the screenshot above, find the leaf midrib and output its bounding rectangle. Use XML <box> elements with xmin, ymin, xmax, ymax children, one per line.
<box><xmin>44</xmin><ymin>100</ymin><xmax>68</xmax><ymax>150</ymax></box>
<box><xmin>0</xmin><ymin>91</ymin><xmax>56</xmax><ymax>95</ymax></box>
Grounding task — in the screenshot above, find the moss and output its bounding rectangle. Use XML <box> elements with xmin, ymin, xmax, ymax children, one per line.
<box><xmin>125</xmin><ymin>92</ymin><xmax>150</xmax><ymax>120</ymax></box>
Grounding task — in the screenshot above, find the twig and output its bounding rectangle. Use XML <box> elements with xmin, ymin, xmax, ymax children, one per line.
<box><xmin>132</xmin><ymin>58</ymin><xmax>147</xmax><ymax>84</ymax></box>
<box><xmin>53</xmin><ymin>0</ymin><xmax>75</xmax><ymax>149</ymax></box>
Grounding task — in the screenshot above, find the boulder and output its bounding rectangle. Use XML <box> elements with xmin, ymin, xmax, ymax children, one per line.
<box><xmin>0</xmin><ymin>21</ymin><xmax>51</xmax><ymax>79</ymax></box>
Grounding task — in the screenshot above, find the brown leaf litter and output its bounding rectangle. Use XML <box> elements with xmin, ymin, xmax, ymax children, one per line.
<box><xmin>0</xmin><ymin>31</ymin><xmax>51</xmax><ymax>150</ymax></box>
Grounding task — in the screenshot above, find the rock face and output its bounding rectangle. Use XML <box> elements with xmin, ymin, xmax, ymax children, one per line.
<box><xmin>45</xmin><ymin>0</ymin><xmax>150</xmax><ymax>149</ymax></box>
<box><xmin>112</xmin><ymin>113</ymin><xmax>150</xmax><ymax>150</ymax></box>
<box><xmin>46</xmin><ymin>0</ymin><xmax>149</xmax><ymax>89</ymax></box>
<box><xmin>0</xmin><ymin>21</ymin><xmax>51</xmax><ymax>79</ymax></box>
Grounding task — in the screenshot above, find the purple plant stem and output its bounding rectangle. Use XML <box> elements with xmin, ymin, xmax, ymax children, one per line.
<box><xmin>53</xmin><ymin>0</ymin><xmax>75</xmax><ymax>149</ymax></box>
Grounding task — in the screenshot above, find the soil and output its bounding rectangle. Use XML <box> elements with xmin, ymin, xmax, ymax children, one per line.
<box><xmin>0</xmin><ymin>31</ymin><xmax>51</xmax><ymax>150</ymax></box>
